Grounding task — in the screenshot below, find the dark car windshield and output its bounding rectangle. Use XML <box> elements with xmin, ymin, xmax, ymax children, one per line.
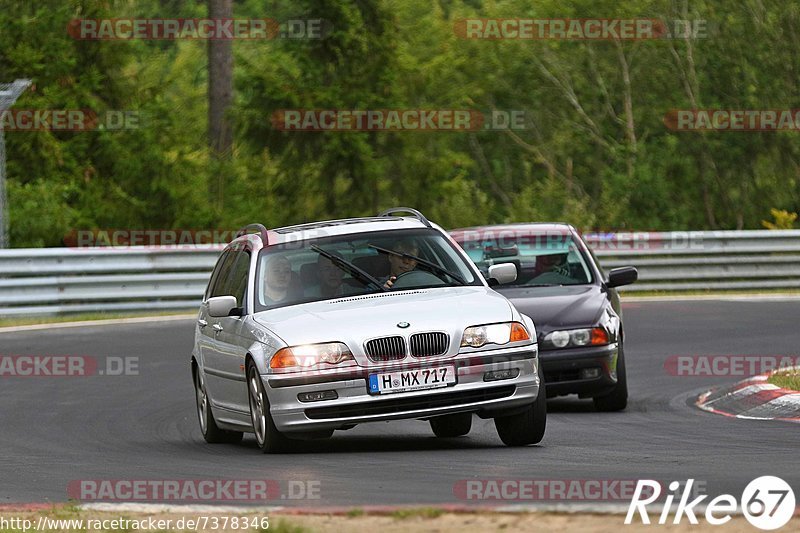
<box><xmin>453</xmin><ymin>229</ymin><xmax>594</xmax><ymax>286</ymax></box>
<box><xmin>255</xmin><ymin>228</ymin><xmax>481</xmax><ymax>312</ymax></box>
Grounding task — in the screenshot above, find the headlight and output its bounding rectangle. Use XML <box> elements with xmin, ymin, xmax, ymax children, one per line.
<box><xmin>549</xmin><ymin>330</ymin><xmax>570</xmax><ymax>348</ymax></box>
<box><xmin>543</xmin><ymin>327</ymin><xmax>609</xmax><ymax>349</ymax></box>
<box><xmin>270</xmin><ymin>342</ymin><xmax>354</xmax><ymax>369</ymax></box>
<box><xmin>461</xmin><ymin>322</ymin><xmax>531</xmax><ymax>348</ymax></box>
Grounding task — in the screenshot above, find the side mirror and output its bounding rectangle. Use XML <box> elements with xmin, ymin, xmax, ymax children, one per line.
<box><xmin>207</xmin><ymin>295</ymin><xmax>240</xmax><ymax>317</ymax></box>
<box><xmin>487</xmin><ymin>263</ymin><xmax>517</xmax><ymax>286</ymax></box>
<box><xmin>606</xmin><ymin>267</ymin><xmax>638</xmax><ymax>288</ymax></box>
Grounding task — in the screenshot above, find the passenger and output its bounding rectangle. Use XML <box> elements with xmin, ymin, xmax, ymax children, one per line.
<box><xmin>262</xmin><ymin>256</ymin><xmax>293</xmax><ymax>305</ymax></box>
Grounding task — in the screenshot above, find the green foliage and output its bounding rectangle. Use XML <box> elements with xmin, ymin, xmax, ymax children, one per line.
<box><xmin>390</xmin><ymin>507</ymin><xmax>445</xmax><ymax>519</ymax></box>
<box><xmin>767</xmin><ymin>369</ymin><xmax>800</xmax><ymax>391</ymax></box>
<box><xmin>1</xmin><ymin>0</ymin><xmax>799</xmax><ymax>246</ymax></box>
<box><xmin>762</xmin><ymin>208</ymin><xmax>798</xmax><ymax>230</ymax></box>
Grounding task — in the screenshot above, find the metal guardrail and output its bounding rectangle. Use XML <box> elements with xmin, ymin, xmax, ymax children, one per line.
<box><xmin>584</xmin><ymin>230</ymin><xmax>800</xmax><ymax>291</ymax></box>
<box><xmin>0</xmin><ymin>230</ymin><xmax>799</xmax><ymax>316</ymax></box>
<box><xmin>0</xmin><ymin>247</ymin><xmax>223</xmax><ymax>316</ymax></box>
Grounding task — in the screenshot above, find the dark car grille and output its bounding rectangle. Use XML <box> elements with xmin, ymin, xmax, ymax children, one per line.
<box><xmin>410</xmin><ymin>332</ymin><xmax>449</xmax><ymax>357</ymax></box>
<box><xmin>544</xmin><ymin>369</ymin><xmax>581</xmax><ymax>383</ymax></box>
<box><xmin>364</xmin><ymin>336</ymin><xmax>407</xmax><ymax>362</ymax></box>
<box><xmin>305</xmin><ymin>386</ymin><xmax>516</xmax><ymax>419</ymax></box>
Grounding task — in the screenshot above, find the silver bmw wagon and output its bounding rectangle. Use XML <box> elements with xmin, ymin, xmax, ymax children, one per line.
<box><xmin>191</xmin><ymin>208</ymin><xmax>545</xmax><ymax>453</ymax></box>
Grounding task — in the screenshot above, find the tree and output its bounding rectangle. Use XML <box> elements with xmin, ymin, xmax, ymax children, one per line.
<box><xmin>207</xmin><ymin>0</ymin><xmax>233</xmax><ymax>215</ymax></box>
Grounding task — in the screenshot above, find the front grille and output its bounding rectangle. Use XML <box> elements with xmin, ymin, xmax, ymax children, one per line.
<box><xmin>410</xmin><ymin>332</ymin><xmax>449</xmax><ymax>357</ymax></box>
<box><xmin>305</xmin><ymin>385</ymin><xmax>516</xmax><ymax>419</ymax></box>
<box><xmin>544</xmin><ymin>369</ymin><xmax>581</xmax><ymax>383</ymax></box>
<box><xmin>365</xmin><ymin>336</ymin><xmax>407</xmax><ymax>362</ymax></box>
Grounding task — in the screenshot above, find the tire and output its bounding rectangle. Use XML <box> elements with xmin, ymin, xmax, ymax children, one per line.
<box><xmin>494</xmin><ymin>374</ymin><xmax>547</xmax><ymax>446</ymax></box>
<box><xmin>247</xmin><ymin>363</ymin><xmax>292</xmax><ymax>453</ymax></box>
<box><xmin>429</xmin><ymin>413</ymin><xmax>472</xmax><ymax>438</ymax></box>
<box><xmin>194</xmin><ymin>367</ymin><xmax>243</xmax><ymax>444</ymax></box>
<box><xmin>593</xmin><ymin>345</ymin><xmax>628</xmax><ymax>412</ymax></box>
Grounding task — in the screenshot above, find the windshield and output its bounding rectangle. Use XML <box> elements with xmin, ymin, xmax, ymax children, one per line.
<box><xmin>453</xmin><ymin>230</ymin><xmax>594</xmax><ymax>287</ymax></box>
<box><xmin>255</xmin><ymin>228</ymin><xmax>481</xmax><ymax>311</ymax></box>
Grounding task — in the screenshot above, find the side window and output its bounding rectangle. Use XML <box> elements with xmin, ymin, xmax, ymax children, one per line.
<box><xmin>586</xmin><ymin>245</ymin><xmax>604</xmax><ymax>279</ymax></box>
<box><xmin>206</xmin><ymin>250</ymin><xmax>231</xmax><ymax>299</ymax></box>
<box><xmin>228</xmin><ymin>250</ymin><xmax>251</xmax><ymax>310</ymax></box>
<box><xmin>209</xmin><ymin>250</ymin><xmax>238</xmax><ymax>298</ymax></box>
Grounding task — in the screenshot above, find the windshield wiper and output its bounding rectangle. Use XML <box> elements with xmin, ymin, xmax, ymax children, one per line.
<box><xmin>310</xmin><ymin>245</ymin><xmax>386</xmax><ymax>292</ymax></box>
<box><xmin>368</xmin><ymin>244</ymin><xmax>467</xmax><ymax>285</ymax></box>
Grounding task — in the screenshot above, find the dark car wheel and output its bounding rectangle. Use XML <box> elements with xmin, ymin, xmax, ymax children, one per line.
<box><xmin>429</xmin><ymin>413</ymin><xmax>472</xmax><ymax>438</ymax></box>
<box><xmin>495</xmin><ymin>374</ymin><xmax>547</xmax><ymax>446</ymax></box>
<box><xmin>593</xmin><ymin>345</ymin><xmax>628</xmax><ymax>412</ymax></box>
<box><xmin>194</xmin><ymin>367</ymin><xmax>243</xmax><ymax>444</ymax></box>
<box><xmin>247</xmin><ymin>363</ymin><xmax>292</xmax><ymax>453</ymax></box>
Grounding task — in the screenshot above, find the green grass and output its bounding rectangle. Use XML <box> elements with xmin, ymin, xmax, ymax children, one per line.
<box><xmin>390</xmin><ymin>507</ymin><xmax>445</xmax><ymax>520</ymax></box>
<box><xmin>0</xmin><ymin>310</ymin><xmax>194</xmax><ymax>328</ymax></box>
<box><xmin>768</xmin><ymin>370</ymin><xmax>800</xmax><ymax>391</ymax></box>
<box><xmin>622</xmin><ymin>288</ymin><xmax>800</xmax><ymax>298</ymax></box>
<box><xmin>257</xmin><ymin>520</ymin><xmax>309</xmax><ymax>533</ymax></box>
<box><xmin>47</xmin><ymin>502</ymin><xmax>82</xmax><ymax>518</ymax></box>
<box><xmin>345</xmin><ymin>509</ymin><xmax>365</xmax><ymax>518</ymax></box>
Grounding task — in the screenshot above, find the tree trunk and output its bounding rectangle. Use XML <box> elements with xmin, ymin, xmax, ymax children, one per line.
<box><xmin>208</xmin><ymin>0</ymin><xmax>233</xmax><ymax>211</ymax></box>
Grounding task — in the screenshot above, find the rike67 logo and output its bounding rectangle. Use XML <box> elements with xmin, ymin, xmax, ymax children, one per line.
<box><xmin>626</xmin><ymin>477</ymin><xmax>795</xmax><ymax>530</ymax></box>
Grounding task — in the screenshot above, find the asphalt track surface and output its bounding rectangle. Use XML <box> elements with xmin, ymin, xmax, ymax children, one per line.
<box><xmin>1</xmin><ymin>299</ymin><xmax>798</xmax><ymax>507</ymax></box>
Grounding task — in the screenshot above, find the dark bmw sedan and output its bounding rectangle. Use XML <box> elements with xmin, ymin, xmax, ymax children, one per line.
<box><xmin>450</xmin><ymin>224</ymin><xmax>638</xmax><ymax>411</ymax></box>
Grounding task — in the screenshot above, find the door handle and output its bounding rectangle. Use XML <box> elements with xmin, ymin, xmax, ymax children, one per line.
<box><xmin>212</xmin><ymin>324</ymin><xmax>223</xmax><ymax>333</ymax></box>
<box><xmin>197</xmin><ymin>319</ymin><xmax>208</xmax><ymax>328</ymax></box>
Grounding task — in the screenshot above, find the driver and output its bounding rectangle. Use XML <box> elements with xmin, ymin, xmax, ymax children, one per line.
<box><xmin>382</xmin><ymin>239</ymin><xmax>419</xmax><ymax>289</ymax></box>
<box><xmin>534</xmin><ymin>251</ymin><xmax>570</xmax><ymax>278</ymax></box>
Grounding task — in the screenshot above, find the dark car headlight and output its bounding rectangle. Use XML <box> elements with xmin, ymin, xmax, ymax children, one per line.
<box><xmin>542</xmin><ymin>327</ymin><xmax>609</xmax><ymax>349</ymax></box>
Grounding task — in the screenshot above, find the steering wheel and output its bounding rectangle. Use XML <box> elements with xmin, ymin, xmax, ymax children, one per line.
<box><xmin>390</xmin><ymin>270</ymin><xmax>446</xmax><ymax>289</ymax></box>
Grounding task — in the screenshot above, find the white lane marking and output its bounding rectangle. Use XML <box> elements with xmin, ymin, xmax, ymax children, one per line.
<box><xmin>0</xmin><ymin>314</ymin><xmax>195</xmax><ymax>334</ymax></box>
<box><xmin>622</xmin><ymin>294</ymin><xmax>800</xmax><ymax>303</ymax></box>
<box><xmin>81</xmin><ymin>503</ymin><xmax>284</xmax><ymax>513</ymax></box>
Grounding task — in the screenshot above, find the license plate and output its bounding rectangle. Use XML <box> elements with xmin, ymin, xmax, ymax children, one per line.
<box><xmin>368</xmin><ymin>365</ymin><xmax>456</xmax><ymax>395</ymax></box>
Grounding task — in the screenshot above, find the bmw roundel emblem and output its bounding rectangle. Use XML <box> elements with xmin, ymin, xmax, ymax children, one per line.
<box><xmin>397</xmin><ymin>321</ymin><xmax>410</xmax><ymax>329</ymax></box>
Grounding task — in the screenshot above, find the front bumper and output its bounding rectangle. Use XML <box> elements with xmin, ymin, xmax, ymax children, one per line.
<box><xmin>540</xmin><ymin>342</ymin><xmax>619</xmax><ymax>398</ymax></box>
<box><xmin>264</xmin><ymin>345</ymin><xmax>539</xmax><ymax>433</ymax></box>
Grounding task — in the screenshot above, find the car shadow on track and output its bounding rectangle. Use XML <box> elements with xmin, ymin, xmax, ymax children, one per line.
<box><xmin>545</xmin><ymin>397</ymin><xmax>599</xmax><ymax>413</ymax></box>
<box><xmin>235</xmin><ymin>434</ymin><xmax>515</xmax><ymax>454</ymax></box>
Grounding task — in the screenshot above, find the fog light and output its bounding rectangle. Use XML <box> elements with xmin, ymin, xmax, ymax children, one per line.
<box><xmin>484</xmin><ymin>368</ymin><xmax>520</xmax><ymax>382</ymax></box>
<box><xmin>580</xmin><ymin>368</ymin><xmax>601</xmax><ymax>379</ymax></box>
<box><xmin>297</xmin><ymin>390</ymin><xmax>338</xmax><ymax>402</ymax></box>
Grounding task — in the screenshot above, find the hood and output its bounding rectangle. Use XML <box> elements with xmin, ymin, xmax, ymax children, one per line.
<box><xmin>496</xmin><ymin>285</ymin><xmax>607</xmax><ymax>335</ymax></box>
<box><xmin>253</xmin><ymin>286</ymin><xmax>514</xmax><ymax>358</ymax></box>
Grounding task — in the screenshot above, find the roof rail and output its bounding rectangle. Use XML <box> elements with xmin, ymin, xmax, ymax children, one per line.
<box><xmin>235</xmin><ymin>223</ymin><xmax>269</xmax><ymax>245</ymax></box>
<box><xmin>378</xmin><ymin>207</ymin><xmax>432</xmax><ymax>228</ymax></box>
